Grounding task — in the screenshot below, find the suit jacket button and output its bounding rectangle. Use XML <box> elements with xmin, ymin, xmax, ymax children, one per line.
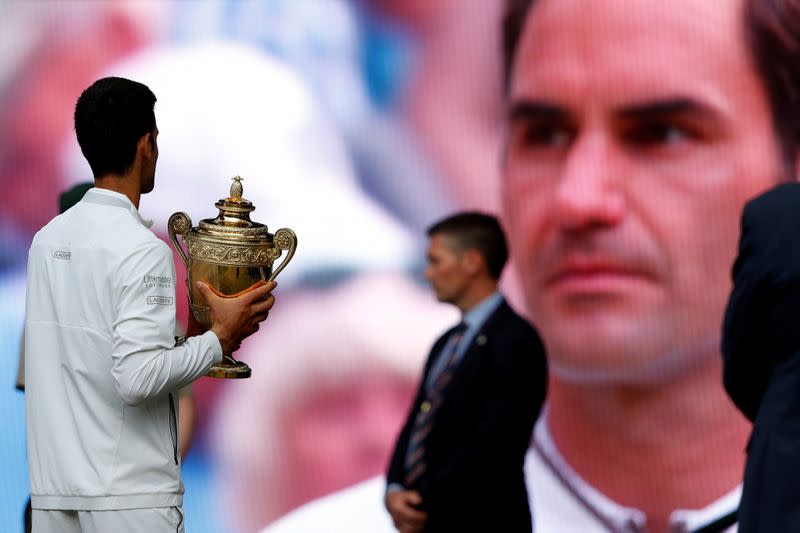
<box><xmin>421</xmin><ymin>401</ymin><xmax>431</xmax><ymax>413</ymax></box>
<box><xmin>476</xmin><ymin>334</ymin><xmax>487</xmax><ymax>346</ymax></box>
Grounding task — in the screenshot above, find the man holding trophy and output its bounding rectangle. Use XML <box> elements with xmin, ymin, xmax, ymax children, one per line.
<box><xmin>23</xmin><ymin>77</ymin><xmax>276</xmax><ymax>533</ymax></box>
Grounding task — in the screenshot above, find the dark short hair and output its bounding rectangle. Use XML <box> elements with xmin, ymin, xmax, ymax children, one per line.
<box><xmin>501</xmin><ymin>0</ymin><xmax>534</xmax><ymax>92</ymax></box>
<box><xmin>74</xmin><ymin>77</ymin><xmax>157</xmax><ymax>179</ymax></box>
<box><xmin>502</xmin><ymin>0</ymin><xmax>800</xmax><ymax>173</ymax></box>
<box><xmin>745</xmin><ymin>0</ymin><xmax>800</xmax><ymax>173</ymax></box>
<box><xmin>427</xmin><ymin>212</ymin><xmax>509</xmax><ymax>280</ymax></box>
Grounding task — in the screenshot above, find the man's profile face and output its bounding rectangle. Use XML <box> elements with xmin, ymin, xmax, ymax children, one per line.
<box><xmin>502</xmin><ymin>0</ymin><xmax>784</xmax><ymax>383</ymax></box>
<box><xmin>425</xmin><ymin>233</ymin><xmax>471</xmax><ymax>305</ymax></box>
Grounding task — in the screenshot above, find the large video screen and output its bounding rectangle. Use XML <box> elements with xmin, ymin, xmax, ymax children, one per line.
<box><xmin>0</xmin><ymin>1</ymin><xmax>757</xmax><ymax>532</ymax></box>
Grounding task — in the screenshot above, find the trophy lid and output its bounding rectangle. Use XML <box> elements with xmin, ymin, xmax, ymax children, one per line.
<box><xmin>197</xmin><ymin>176</ymin><xmax>270</xmax><ymax>239</ymax></box>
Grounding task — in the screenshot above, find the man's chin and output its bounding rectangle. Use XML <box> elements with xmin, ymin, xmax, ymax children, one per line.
<box><xmin>547</xmin><ymin>348</ymin><xmax>706</xmax><ymax>386</ymax></box>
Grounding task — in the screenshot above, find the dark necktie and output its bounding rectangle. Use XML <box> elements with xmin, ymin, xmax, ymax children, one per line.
<box><xmin>404</xmin><ymin>323</ymin><xmax>468</xmax><ymax>487</ymax></box>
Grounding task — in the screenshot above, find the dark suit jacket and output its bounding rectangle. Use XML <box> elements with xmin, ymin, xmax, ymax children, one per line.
<box><xmin>387</xmin><ymin>299</ymin><xmax>547</xmax><ymax>532</ymax></box>
<box><xmin>722</xmin><ymin>182</ymin><xmax>800</xmax><ymax>533</ymax></box>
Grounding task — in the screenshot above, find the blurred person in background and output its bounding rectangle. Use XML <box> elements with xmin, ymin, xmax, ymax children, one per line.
<box><xmin>212</xmin><ymin>273</ymin><xmax>457</xmax><ymax>531</ymax></box>
<box><xmin>261</xmin><ymin>213</ymin><xmax>545</xmax><ymax>533</ymax></box>
<box><xmin>384</xmin><ymin>212</ymin><xmax>547</xmax><ymax>533</ymax></box>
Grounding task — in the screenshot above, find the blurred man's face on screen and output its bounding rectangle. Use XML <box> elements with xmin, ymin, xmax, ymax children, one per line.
<box><xmin>502</xmin><ymin>0</ymin><xmax>783</xmax><ymax>383</ymax></box>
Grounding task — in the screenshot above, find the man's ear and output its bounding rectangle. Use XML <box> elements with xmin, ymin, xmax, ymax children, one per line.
<box><xmin>462</xmin><ymin>249</ymin><xmax>485</xmax><ymax>276</ymax></box>
<box><xmin>138</xmin><ymin>132</ymin><xmax>153</xmax><ymax>160</ymax></box>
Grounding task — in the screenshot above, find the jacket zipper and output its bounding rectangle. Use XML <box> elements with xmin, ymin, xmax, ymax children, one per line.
<box><xmin>168</xmin><ymin>393</ymin><xmax>178</xmax><ymax>464</ymax></box>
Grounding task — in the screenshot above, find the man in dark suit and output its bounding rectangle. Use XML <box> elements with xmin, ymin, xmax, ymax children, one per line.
<box><xmin>723</xmin><ymin>182</ymin><xmax>800</xmax><ymax>532</ymax></box>
<box><xmin>385</xmin><ymin>212</ymin><xmax>548</xmax><ymax>533</ymax></box>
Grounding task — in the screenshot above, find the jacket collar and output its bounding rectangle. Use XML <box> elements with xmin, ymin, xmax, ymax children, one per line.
<box><xmin>81</xmin><ymin>187</ymin><xmax>154</xmax><ymax>229</ymax></box>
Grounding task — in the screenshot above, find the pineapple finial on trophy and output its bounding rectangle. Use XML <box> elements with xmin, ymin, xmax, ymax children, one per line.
<box><xmin>230</xmin><ymin>175</ymin><xmax>244</xmax><ymax>201</ymax></box>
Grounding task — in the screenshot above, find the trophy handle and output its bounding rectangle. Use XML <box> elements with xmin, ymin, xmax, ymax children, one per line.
<box><xmin>168</xmin><ymin>212</ymin><xmax>192</xmax><ymax>268</ymax></box>
<box><xmin>269</xmin><ymin>228</ymin><xmax>297</xmax><ymax>282</ymax></box>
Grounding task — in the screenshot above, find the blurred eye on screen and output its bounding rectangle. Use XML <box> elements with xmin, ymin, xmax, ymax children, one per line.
<box><xmin>523</xmin><ymin>124</ymin><xmax>573</xmax><ymax>149</ymax></box>
<box><xmin>622</xmin><ymin>121</ymin><xmax>696</xmax><ymax>151</ymax></box>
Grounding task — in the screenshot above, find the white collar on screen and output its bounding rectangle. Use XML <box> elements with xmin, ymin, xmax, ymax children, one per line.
<box><xmin>529</xmin><ymin>410</ymin><xmax>740</xmax><ymax>533</ymax></box>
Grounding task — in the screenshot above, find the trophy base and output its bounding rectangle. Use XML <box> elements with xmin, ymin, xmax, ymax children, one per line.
<box><xmin>206</xmin><ymin>360</ymin><xmax>252</xmax><ymax>379</ymax></box>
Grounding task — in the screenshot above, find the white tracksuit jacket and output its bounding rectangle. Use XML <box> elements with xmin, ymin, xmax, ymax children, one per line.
<box><xmin>24</xmin><ymin>187</ymin><xmax>222</xmax><ymax>510</ymax></box>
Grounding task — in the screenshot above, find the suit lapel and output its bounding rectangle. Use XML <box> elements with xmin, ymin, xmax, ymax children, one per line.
<box><xmin>435</xmin><ymin>301</ymin><xmax>510</xmax><ymax>416</ymax></box>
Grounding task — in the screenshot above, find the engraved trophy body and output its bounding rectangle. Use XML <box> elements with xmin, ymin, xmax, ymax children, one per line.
<box><xmin>168</xmin><ymin>176</ymin><xmax>296</xmax><ymax>378</ymax></box>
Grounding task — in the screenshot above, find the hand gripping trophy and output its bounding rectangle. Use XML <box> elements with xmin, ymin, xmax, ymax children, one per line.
<box><xmin>168</xmin><ymin>176</ymin><xmax>297</xmax><ymax>378</ymax></box>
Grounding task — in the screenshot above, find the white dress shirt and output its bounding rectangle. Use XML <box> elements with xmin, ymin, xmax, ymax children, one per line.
<box><xmin>529</xmin><ymin>412</ymin><xmax>739</xmax><ymax>533</ymax></box>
